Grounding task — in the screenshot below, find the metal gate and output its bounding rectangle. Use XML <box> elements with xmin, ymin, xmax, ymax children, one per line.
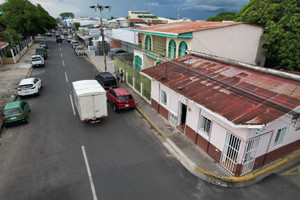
<box><xmin>241</xmin><ymin>137</ymin><xmax>260</xmax><ymax>175</ymax></box>
<box><xmin>220</xmin><ymin>132</ymin><xmax>241</xmax><ymax>175</ymax></box>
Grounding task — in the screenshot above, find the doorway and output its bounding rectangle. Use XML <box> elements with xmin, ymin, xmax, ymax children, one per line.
<box><xmin>177</xmin><ymin>103</ymin><xmax>187</xmax><ymax>133</ymax></box>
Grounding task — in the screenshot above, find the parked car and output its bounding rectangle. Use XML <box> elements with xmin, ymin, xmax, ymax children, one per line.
<box><xmin>95</xmin><ymin>72</ymin><xmax>117</xmax><ymax>90</ymax></box>
<box><xmin>46</xmin><ymin>32</ymin><xmax>52</xmax><ymax>37</ymax></box>
<box><xmin>30</xmin><ymin>55</ymin><xmax>44</xmax><ymax>68</ymax></box>
<box><xmin>17</xmin><ymin>77</ymin><xmax>42</xmax><ymax>97</ymax></box>
<box><xmin>63</xmin><ymin>31</ymin><xmax>68</xmax><ymax>36</ymax></box>
<box><xmin>1</xmin><ymin>101</ymin><xmax>30</xmax><ymax>127</ymax></box>
<box><xmin>75</xmin><ymin>45</ymin><xmax>84</xmax><ymax>56</ymax></box>
<box><xmin>106</xmin><ymin>88</ymin><xmax>135</xmax><ymax>111</ymax></box>
<box><xmin>70</xmin><ymin>40</ymin><xmax>77</xmax><ymax>45</ymax></box>
<box><xmin>35</xmin><ymin>47</ymin><xmax>48</xmax><ymax>59</ymax></box>
<box><xmin>39</xmin><ymin>42</ymin><xmax>48</xmax><ymax>49</ymax></box>
<box><xmin>67</xmin><ymin>36</ymin><xmax>72</xmax><ymax>42</ymax></box>
<box><xmin>72</xmin><ymin>41</ymin><xmax>79</xmax><ymax>49</ymax></box>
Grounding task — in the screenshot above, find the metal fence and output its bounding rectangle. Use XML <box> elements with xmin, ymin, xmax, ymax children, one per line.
<box><xmin>8</xmin><ymin>36</ymin><xmax>33</xmax><ymax>58</ymax></box>
<box><xmin>113</xmin><ymin>57</ymin><xmax>151</xmax><ymax>102</ymax></box>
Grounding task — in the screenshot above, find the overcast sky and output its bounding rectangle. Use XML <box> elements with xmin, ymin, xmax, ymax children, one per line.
<box><xmin>0</xmin><ymin>0</ymin><xmax>250</xmax><ymax>20</ymax></box>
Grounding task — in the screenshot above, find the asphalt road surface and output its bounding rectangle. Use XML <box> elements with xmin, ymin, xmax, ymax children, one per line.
<box><xmin>0</xmin><ymin>39</ymin><xmax>299</xmax><ymax>200</ymax></box>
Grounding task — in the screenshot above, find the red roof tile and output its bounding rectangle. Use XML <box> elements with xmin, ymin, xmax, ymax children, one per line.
<box><xmin>142</xmin><ymin>55</ymin><xmax>300</xmax><ymax>125</ymax></box>
<box><xmin>134</xmin><ymin>21</ymin><xmax>243</xmax><ymax>34</ymax></box>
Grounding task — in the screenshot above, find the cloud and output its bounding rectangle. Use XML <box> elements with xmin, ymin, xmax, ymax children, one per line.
<box><xmin>147</xmin><ymin>2</ymin><xmax>160</xmax><ymax>7</ymax></box>
<box><xmin>176</xmin><ymin>0</ymin><xmax>249</xmax><ymax>12</ymax></box>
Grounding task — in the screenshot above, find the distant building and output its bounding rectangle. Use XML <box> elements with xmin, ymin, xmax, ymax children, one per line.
<box><xmin>128</xmin><ymin>11</ymin><xmax>168</xmax><ymax>26</ymax></box>
<box><xmin>142</xmin><ymin>52</ymin><xmax>300</xmax><ymax>176</ymax></box>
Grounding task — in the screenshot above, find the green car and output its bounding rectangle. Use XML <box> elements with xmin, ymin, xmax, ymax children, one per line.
<box><xmin>1</xmin><ymin>101</ymin><xmax>30</xmax><ymax>127</ymax></box>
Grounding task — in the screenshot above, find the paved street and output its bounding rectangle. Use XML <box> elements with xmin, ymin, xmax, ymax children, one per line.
<box><xmin>0</xmin><ymin>39</ymin><xmax>299</xmax><ymax>200</ymax></box>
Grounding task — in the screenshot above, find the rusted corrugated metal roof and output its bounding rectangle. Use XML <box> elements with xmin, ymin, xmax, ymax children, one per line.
<box><xmin>127</xmin><ymin>18</ymin><xmax>147</xmax><ymax>24</ymax></box>
<box><xmin>134</xmin><ymin>21</ymin><xmax>243</xmax><ymax>34</ymax></box>
<box><xmin>142</xmin><ymin>55</ymin><xmax>300</xmax><ymax>125</ymax></box>
<box><xmin>0</xmin><ymin>41</ymin><xmax>8</xmax><ymax>49</ymax></box>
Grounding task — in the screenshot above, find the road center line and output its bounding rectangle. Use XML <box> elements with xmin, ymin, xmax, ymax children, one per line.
<box><xmin>69</xmin><ymin>94</ymin><xmax>76</xmax><ymax>115</ymax></box>
<box><xmin>61</xmin><ymin>53</ymin><xmax>63</xmax><ymax>58</ymax></box>
<box><xmin>82</xmin><ymin>146</ymin><xmax>98</xmax><ymax>200</ymax></box>
<box><xmin>65</xmin><ymin>72</ymin><xmax>68</xmax><ymax>82</ymax></box>
<box><xmin>60</xmin><ymin>47</ymin><xmax>62</xmax><ymax>51</ymax></box>
<box><xmin>62</xmin><ymin>60</ymin><xmax>65</xmax><ymax>67</ymax></box>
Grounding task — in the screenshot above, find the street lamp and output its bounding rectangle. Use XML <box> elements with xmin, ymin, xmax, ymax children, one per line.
<box><xmin>90</xmin><ymin>4</ymin><xmax>111</xmax><ymax>72</ymax></box>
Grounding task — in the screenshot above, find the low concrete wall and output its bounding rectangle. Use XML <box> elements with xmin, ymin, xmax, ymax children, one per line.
<box><xmin>20</xmin><ymin>47</ymin><xmax>28</xmax><ymax>56</ymax></box>
<box><xmin>2</xmin><ymin>58</ymin><xmax>15</xmax><ymax>64</ymax></box>
<box><xmin>1</xmin><ymin>39</ymin><xmax>34</xmax><ymax>64</ymax></box>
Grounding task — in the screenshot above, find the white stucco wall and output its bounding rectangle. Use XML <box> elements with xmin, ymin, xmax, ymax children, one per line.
<box><xmin>247</xmin><ymin>106</ymin><xmax>300</xmax><ymax>157</ymax></box>
<box><xmin>112</xmin><ymin>28</ymin><xmax>138</xmax><ymax>44</ymax></box>
<box><xmin>192</xmin><ymin>24</ymin><xmax>264</xmax><ymax>65</ymax></box>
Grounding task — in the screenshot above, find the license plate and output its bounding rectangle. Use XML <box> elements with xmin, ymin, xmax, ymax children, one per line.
<box><xmin>125</xmin><ymin>104</ymin><xmax>129</xmax><ymax>107</ymax></box>
<box><xmin>10</xmin><ymin>117</ymin><xmax>16</xmax><ymax>120</ymax></box>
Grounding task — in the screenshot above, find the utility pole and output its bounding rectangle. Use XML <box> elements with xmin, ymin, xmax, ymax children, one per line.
<box><xmin>90</xmin><ymin>4</ymin><xmax>111</xmax><ymax>72</ymax></box>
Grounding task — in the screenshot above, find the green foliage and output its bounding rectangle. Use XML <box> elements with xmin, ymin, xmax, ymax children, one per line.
<box><xmin>0</xmin><ymin>0</ymin><xmax>56</xmax><ymax>37</ymax></box>
<box><xmin>235</xmin><ymin>0</ymin><xmax>300</xmax><ymax>71</ymax></box>
<box><xmin>0</xmin><ymin>28</ymin><xmax>21</xmax><ymax>45</ymax></box>
<box><xmin>73</xmin><ymin>22</ymin><xmax>80</xmax><ymax>30</ymax></box>
<box><xmin>110</xmin><ymin>16</ymin><xmax>116</xmax><ymax>20</ymax></box>
<box><xmin>60</xmin><ymin>12</ymin><xmax>74</xmax><ymax>19</ymax></box>
<box><xmin>206</xmin><ymin>12</ymin><xmax>237</xmax><ymax>21</ymax></box>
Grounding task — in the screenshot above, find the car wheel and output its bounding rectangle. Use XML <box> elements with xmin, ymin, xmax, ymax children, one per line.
<box><xmin>113</xmin><ymin>104</ymin><xmax>117</xmax><ymax>112</ymax></box>
<box><xmin>24</xmin><ymin>117</ymin><xmax>28</xmax><ymax>124</ymax></box>
<box><xmin>37</xmin><ymin>89</ymin><xmax>41</xmax><ymax>96</ymax></box>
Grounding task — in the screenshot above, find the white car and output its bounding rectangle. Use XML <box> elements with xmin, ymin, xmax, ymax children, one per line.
<box><xmin>30</xmin><ymin>55</ymin><xmax>44</xmax><ymax>68</ymax></box>
<box><xmin>17</xmin><ymin>78</ymin><xmax>42</xmax><ymax>97</ymax></box>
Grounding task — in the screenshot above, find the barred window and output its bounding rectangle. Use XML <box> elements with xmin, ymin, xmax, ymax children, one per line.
<box><xmin>199</xmin><ymin>115</ymin><xmax>212</xmax><ymax>136</ymax></box>
<box><xmin>160</xmin><ymin>90</ymin><xmax>167</xmax><ymax>105</ymax></box>
<box><xmin>273</xmin><ymin>127</ymin><xmax>287</xmax><ymax>147</ymax></box>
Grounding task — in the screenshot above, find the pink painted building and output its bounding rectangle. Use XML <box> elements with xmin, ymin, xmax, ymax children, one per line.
<box><xmin>141</xmin><ymin>53</ymin><xmax>300</xmax><ymax>176</ymax></box>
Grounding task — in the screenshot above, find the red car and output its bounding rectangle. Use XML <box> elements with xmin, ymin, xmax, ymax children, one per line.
<box><xmin>106</xmin><ymin>88</ymin><xmax>135</xmax><ymax>111</ymax></box>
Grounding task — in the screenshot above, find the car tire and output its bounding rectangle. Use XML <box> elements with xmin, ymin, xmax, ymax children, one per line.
<box><xmin>24</xmin><ymin>117</ymin><xmax>28</xmax><ymax>124</ymax></box>
<box><xmin>37</xmin><ymin>89</ymin><xmax>41</xmax><ymax>96</ymax></box>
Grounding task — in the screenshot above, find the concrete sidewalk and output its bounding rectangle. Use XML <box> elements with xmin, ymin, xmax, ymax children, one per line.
<box><xmin>83</xmin><ymin>43</ymin><xmax>300</xmax><ymax>187</ymax></box>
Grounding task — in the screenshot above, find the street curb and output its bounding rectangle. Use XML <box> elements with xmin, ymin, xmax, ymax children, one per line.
<box><xmin>87</xmin><ymin>51</ymin><xmax>300</xmax><ymax>187</ymax></box>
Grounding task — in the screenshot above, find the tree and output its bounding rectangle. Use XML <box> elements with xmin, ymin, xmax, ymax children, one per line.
<box><xmin>60</xmin><ymin>12</ymin><xmax>74</xmax><ymax>19</ymax></box>
<box><xmin>73</xmin><ymin>22</ymin><xmax>80</xmax><ymax>30</ymax></box>
<box><xmin>235</xmin><ymin>0</ymin><xmax>300</xmax><ymax>71</ymax></box>
<box><xmin>0</xmin><ymin>0</ymin><xmax>56</xmax><ymax>37</ymax></box>
<box><xmin>0</xmin><ymin>28</ymin><xmax>21</xmax><ymax>45</ymax></box>
<box><xmin>207</xmin><ymin>12</ymin><xmax>237</xmax><ymax>21</ymax></box>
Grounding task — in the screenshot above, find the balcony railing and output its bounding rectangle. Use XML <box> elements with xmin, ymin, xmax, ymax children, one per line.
<box><xmin>134</xmin><ymin>43</ymin><xmax>166</xmax><ymax>58</ymax></box>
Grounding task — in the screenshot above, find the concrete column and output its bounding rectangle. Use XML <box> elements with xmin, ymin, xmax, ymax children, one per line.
<box><xmin>11</xmin><ymin>49</ymin><xmax>16</xmax><ymax>63</ymax></box>
<box><xmin>133</xmin><ymin>77</ymin><xmax>135</xmax><ymax>89</ymax></box>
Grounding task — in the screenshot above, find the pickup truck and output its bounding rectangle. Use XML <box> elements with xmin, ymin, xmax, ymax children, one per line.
<box><xmin>30</xmin><ymin>55</ymin><xmax>44</xmax><ymax>68</ymax></box>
